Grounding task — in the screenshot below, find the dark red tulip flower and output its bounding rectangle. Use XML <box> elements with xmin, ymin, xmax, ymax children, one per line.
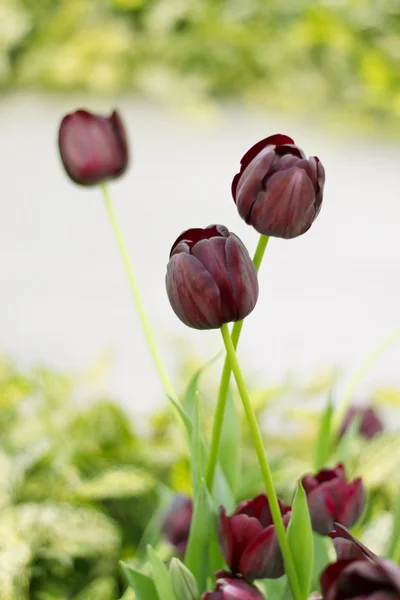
<box><xmin>58</xmin><ymin>109</ymin><xmax>128</xmax><ymax>186</ymax></box>
<box><xmin>321</xmin><ymin>556</ymin><xmax>400</xmax><ymax>600</ymax></box>
<box><xmin>218</xmin><ymin>493</ymin><xmax>291</xmax><ymax>579</ymax></box>
<box><xmin>329</xmin><ymin>523</ymin><xmax>378</xmax><ymax>562</ymax></box>
<box><xmin>201</xmin><ymin>574</ymin><xmax>264</xmax><ymax>600</ymax></box>
<box><xmin>301</xmin><ymin>464</ymin><xmax>365</xmax><ymax>535</ymax></box>
<box><xmin>339</xmin><ymin>406</ymin><xmax>383</xmax><ymax>440</ymax></box>
<box><xmin>232</xmin><ymin>134</ymin><xmax>325</xmax><ymax>239</ymax></box>
<box><xmin>166</xmin><ymin>225</ymin><xmax>258</xmax><ymax>330</ymax></box>
<box><xmin>162</xmin><ymin>495</ymin><xmax>193</xmax><ymax>555</ymax></box>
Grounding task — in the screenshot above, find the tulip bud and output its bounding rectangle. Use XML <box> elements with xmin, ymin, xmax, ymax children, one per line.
<box><xmin>301</xmin><ymin>464</ymin><xmax>365</xmax><ymax>535</ymax></box>
<box><xmin>218</xmin><ymin>493</ymin><xmax>291</xmax><ymax>579</ymax></box>
<box><xmin>169</xmin><ymin>558</ymin><xmax>199</xmax><ymax>600</ymax></box>
<box><xmin>162</xmin><ymin>495</ymin><xmax>193</xmax><ymax>555</ymax></box>
<box><xmin>201</xmin><ymin>575</ymin><xmax>264</xmax><ymax>600</ymax></box>
<box><xmin>232</xmin><ymin>134</ymin><xmax>325</xmax><ymax>239</ymax></box>
<box><xmin>339</xmin><ymin>406</ymin><xmax>383</xmax><ymax>440</ymax></box>
<box><xmin>58</xmin><ymin>109</ymin><xmax>128</xmax><ymax>186</ymax></box>
<box><xmin>166</xmin><ymin>225</ymin><xmax>258</xmax><ymax>330</ymax></box>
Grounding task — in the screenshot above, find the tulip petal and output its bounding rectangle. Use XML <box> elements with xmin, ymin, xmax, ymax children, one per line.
<box><xmin>238</xmin><ymin>134</ymin><xmax>296</xmax><ymax>172</ymax></box>
<box><xmin>234</xmin><ymin>147</ymin><xmax>277</xmax><ymax>222</ymax></box>
<box><xmin>225</xmin><ymin>234</ymin><xmax>258</xmax><ymax>321</ymax></box>
<box><xmin>306</xmin><ymin>487</ymin><xmax>337</xmax><ymax>535</ymax></box>
<box><xmin>229</xmin><ymin>514</ymin><xmax>264</xmax><ymax>572</ymax></box>
<box><xmin>166</xmin><ymin>253</ymin><xmax>222</xmax><ymax>329</ymax></box>
<box><xmin>320</xmin><ymin>559</ymin><xmax>356</xmax><ymax>596</ymax></box>
<box><xmin>239</xmin><ymin>523</ymin><xmax>284</xmax><ymax>579</ymax></box>
<box><xmin>337</xmin><ymin>478</ymin><xmax>365</xmax><ymax>529</ymax></box>
<box><xmin>191</xmin><ymin>238</ymin><xmax>235</xmax><ymax>323</ymax></box>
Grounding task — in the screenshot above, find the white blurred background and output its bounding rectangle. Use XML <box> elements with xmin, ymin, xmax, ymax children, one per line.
<box><xmin>1</xmin><ymin>94</ymin><xmax>399</xmax><ymax>413</ymax></box>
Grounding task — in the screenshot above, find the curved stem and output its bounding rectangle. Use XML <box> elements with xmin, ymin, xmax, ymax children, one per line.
<box><xmin>206</xmin><ymin>235</ymin><xmax>269</xmax><ymax>489</ymax></box>
<box><xmin>220</xmin><ymin>323</ymin><xmax>302</xmax><ymax>600</ymax></box>
<box><xmin>333</xmin><ymin>326</ymin><xmax>400</xmax><ymax>434</ymax></box>
<box><xmin>101</xmin><ymin>183</ymin><xmax>176</xmax><ymax>399</ymax></box>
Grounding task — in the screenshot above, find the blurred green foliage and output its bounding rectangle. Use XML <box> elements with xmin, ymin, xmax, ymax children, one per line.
<box><xmin>1</xmin><ymin>0</ymin><xmax>400</xmax><ymax>131</ymax></box>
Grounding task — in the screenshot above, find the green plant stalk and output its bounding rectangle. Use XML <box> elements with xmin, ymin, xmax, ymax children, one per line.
<box><xmin>332</xmin><ymin>326</ymin><xmax>400</xmax><ymax>434</ymax></box>
<box><xmin>101</xmin><ymin>183</ymin><xmax>176</xmax><ymax>399</ymax></box>
<box><xmin>220</xmin><ymin>323</ymin><xmax>303</xmax><ymax>600</ymax></box>
<box><xmin>206</xmin><ymin>234</ymin><xmax>269</xmax><ymax>489</ymax></box>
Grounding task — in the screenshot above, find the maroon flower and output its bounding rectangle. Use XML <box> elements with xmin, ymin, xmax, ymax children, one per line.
<box><xmin>232</xmin><ymin>134</ymin><xmax>325</xmax><ymax>239</ymax></box>
<box><xmin>218</xmin><ymin>493</ymin><xmax>291</xmax><ymax>579</ymax></box>
<box><xmin>339</xmin><ymin>406</ymin><xmax>383</xmax><ymax>440</ymax></box>
<box><xmin>58</xmin><ymin>109</ymin><xmax>128</xmax><ymax>186</ymax></box>
<box><xmin>162</xmin><ymin>495</ymin><xmax>193</xmax><ymax>555</ymax></box>
<box><xmin>166</xmin><ymin>225</ymin><xmax>258</xmax><ymax>330</ymax></box>
<box><xmin>329</xmin><ymin>523</ymin><xmax>378</xmax><ymax>562</ymax></box>
<box><xmin>301</xmin><ymin>464</ymin><xmax>365</xmax><ymax>535</ymax></box>
<box><xmin>202</xmin><ymin>574</ymin><xmax>264</xmax><ymax>600</ymax></box>
<box><xmin>321</xmin><ymin>557</ymin><xmax>400</xmax><ymax>600</ymax></box>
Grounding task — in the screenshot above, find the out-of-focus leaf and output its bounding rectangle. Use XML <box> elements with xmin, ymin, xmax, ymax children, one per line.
<box><xmin>373</xmin><ymin>386</ymin><xmax>400</xmax><ymax>407</ymax></box>
<box><xmin>287</xmin><ymin>481</ymin><xmax>314</xmax><ymax>599</ymax></box>
<box><xmin>314</xmin><ymin>398</ymin><xmax>334</xmax><ymax>471</ymax></box>
<box><xmin>357</xmin><ymin>433</ymin><xmax>400</xmax><ymax>488</ymax></box>
<box><xmin>120</xmin><ymin>562</ymin><xmax>158</xmax><ymax>600</ymax></box>
<box><xmin>73</xmin><ymin>576</ymin><xmax>119</xmax><ymax>600</ymax></box>
<box><xmin>337</xmin><ymin>413</ymin><xmax>362</xmax><ymax>466</ymax></box>
<box><xmin>147</xmin><ymin>545</ymin><xmax>176</xmax><ymax>600</ymax></box>
<box><xmin>311</xmin><ymin>533</ymin><xmax>333</xmax><ymax>592</ymax></box>
<box><xmin>76</xmin><ymin>467</ymin><xmax>155</xmax><ymax>499</ymax></box>
<box><xmin>387</xmin><ymin>492</ymin><xmax>400</xmax><ymax>561</ymax></box>
<box><xmin>184</xmin><ymin>481</ymin><xmax>222</xmax><ymax>592</ymax></box>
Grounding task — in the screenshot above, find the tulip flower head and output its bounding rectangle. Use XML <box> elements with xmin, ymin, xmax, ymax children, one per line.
<box><xmin>218</xmin><ymin>493</ymin><xmax>291</xmax><ymax>579</ymax></box>
<box><xmin>232</xmin><ymin>134</ymin><xmax>325</xmax><ymax>238</ymax></box>
<box><xmin>58</xmin><ymin>109</ymin><xmax>128</xmax><ymax>186</ymax></box>
<box><xmin>301</xmin><ymin>464</ymin><xmax>365</xmax><ymax>535</ymax></box>
<box><xmin>166</xmin><ymin>225</ymin><xmax>258</xmax><ymax>330</ymax></box>
<box><xmin>339</xmin><ymin>406</ymin><xmax>383</xmax><ymax>440</ymax></box>
<box><xmin>201</xmin><ymin>574</ymin><xmax>264</xmax><ymax>600</ymax></box>
<box><xmin>162</xmin><ymin>495</ymin><xmax>193</xmax><ymax>555</ymax></box>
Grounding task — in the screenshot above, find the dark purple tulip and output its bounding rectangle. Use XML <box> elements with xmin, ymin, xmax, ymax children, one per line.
<box><xmin>201</xmin><ymin>574</ymin><xmax>264</xmax><ymax>600</ymax></box>
<box><xmin>339</xmin><ymin>406</ymin><xmax>383</xmax><ymax>440</ymax></box>
<box><xmin>162</xmin><ymin>495</ymin><xmax>193</xmax><ymax>555</ymax></box>
<box><xmin>166</xmin><ymin>225</ymin><xmax>258</xmax><ymax>330</ymax></box>
<box><xmin>58</xmin><ymin>109</ymin><xmax>128</xmax><ymax>186</ymax></box>
<box><xmin>232</xmin><ymin>134</ymin><xmax>325</xmax><ymax>239</ymax></box>
<box><xmin>321</xmin><ymin>557</ymin><xmax>400</xmax><ymax>600</ymax></box>
<box><xmin>218</xmin><ymin>493</ymin><xmax>291</xmax><ymax>579</ymax></box>
<box><xmin>329</xmin><ymin>523</ymin><xmax>378</xmax><ymax>562</ymax></box>
<box><xmin>301</xmin><ymin>464</ymin><xmax>365</xmax><ymax>535</ymax></box>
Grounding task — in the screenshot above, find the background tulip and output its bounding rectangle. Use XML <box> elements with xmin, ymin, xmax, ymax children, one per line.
<box><xmin>58</xmin><ymin>109</ymin><xmax>128</xmax><ymax>185</ymax></box>
<box><xmin>218</xmin><ymin>493</ymin><xmax>291</xmax><ymax>579</ymax></box>
<box><xmin>166</xmin><ymin>225</ymin><xmax>258</xmax><ymax>330</ymax></box>
<box><xmin>301</xmin><ymin>464</ymin><xmax>365</xmax><ymax>535</ymax></box>
<box><xmin>201</xmin><ymin>575</ymin><xmax>264</xmax><ymax>600</ymax></box>
<box><xmin>232</xmin><ymin>134</ymin><xmax>325</xmax><ymax>238</ymax></box>
<box><xmin>162</xmin><ymin>495</ymin><xmax>193</xmax><ymax>555</ymax></box>
<box><xmin>339</xmin><ymin>406</ymin><xmax>383</xmax><ymax>440</ymax></box>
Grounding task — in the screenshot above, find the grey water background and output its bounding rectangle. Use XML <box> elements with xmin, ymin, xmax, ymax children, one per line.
<box><xmin>1</xmin><ymin>94</ymin><xmax>399</xmax><ymax>414</ymax></box>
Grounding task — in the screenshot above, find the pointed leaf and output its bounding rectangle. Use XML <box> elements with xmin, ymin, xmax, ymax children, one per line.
<box><xmin>219</xmin><ymin>387</ymin><xmax>240</xmax><ymax>496</ymax></box>
<box><xmin>147</xmin><ymin>545</ymin><xmax>176</xmax><ymax>600</ymax></box>
<box><xmin>120</xmin><ymin>562</ymin><xmax>158</xmax><ymax>600</ymax></box>
<box><xmin>287</xmin><ymin>481</ymin><xmax>314</xmax><ymax>599</ymax></box>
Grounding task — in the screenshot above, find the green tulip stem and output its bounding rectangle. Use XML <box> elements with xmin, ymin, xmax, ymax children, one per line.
<box><xmin>101</xmin><ymin>183</ymin><xmax>176</xmax><ymax>400</ymax></box>
<box><xmin>206</xmin><ymin>234</ymin><xmax>269</xmax><ymax>490</ymax></box>
<box><xmin>220</xmin><ymin>323</ymin><xmax>303</xmax><ymax>600</ymax></box>
<box><xmin>332</xmin><ymin>326</ymin><xmax>400</xmax><ymax>434</ymax></box>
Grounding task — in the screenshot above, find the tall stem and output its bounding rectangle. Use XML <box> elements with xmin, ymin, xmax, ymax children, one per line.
<box><xmin>220</xmin><ymin>323</ymin><xmax>302</xmax><ymax>600</ymax></box>
<box><xmin>206</xmin><ymin>235</ymin><xmax>269</xmax><ymax>489</ymax></box>
<box><xmin>101</xmin><ymin>183</ymin><xmax>176</xmax><ymax>399</ymax></box>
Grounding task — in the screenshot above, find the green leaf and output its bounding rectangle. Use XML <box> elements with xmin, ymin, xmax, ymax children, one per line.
<box><xmin>182</xmin><ymin>353</ymin><xmax>221</xmax><ymax>422</ymax></box>
<box><xmin>218</xmin><ymin>388</ymin><xmax>240</xmax><ymax>496</ymax></box>
<box><xmin>184</xmin><ymin>481</ymin><xmax>223</xmax><ymax>592</ymax></box>
<box><xmin>167</xmin><ymin>395</ymin><xmax>193</xmax><ymax>434</ymax></box>
<box><xmin>387</xmin><ymin>490</ymin><xmax>400</xmax><ymax>561</ymax></box>
<box><xmin>337</xmin><ymin>413</ymin><xmax>362</xmax><ymax>465</ymax></box>
<box><xmin>190</xmin><ymin>392</ymin><xmax>206</xmax><ymax>495</ymax></box>
<box><xmin>311</xmin><ymin>533</ymin><xmax>333</xmax><ymax>592</ymax></box>
<box><xmin>147</xmin><ymin>545</ymin><xmax>176</xmax><ymax>600</ymax></box>
<box><xmin>120</xmin><ymin>562</ymin><xmax>158</xmax><ymax>600</ymax></box>
<box><xmin>261</xmin><ymin>575</ymin><xmax>287</xmax><ymax>600</ymax></box>
<box><xmin>314</xmin><ymin>398</ymin><xmax>334</xmax><ymax>471</ymax></box>
<box><xmin>287</xmin><ymin>481</ymin><xmax>314</xmax><ymax>599</ymax></box>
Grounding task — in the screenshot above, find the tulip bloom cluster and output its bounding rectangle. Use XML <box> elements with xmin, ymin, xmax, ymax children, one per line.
<box><xmin>57</xmin><ymin>106</ymin><xmax>392</xmax><ymax>600</ymax></box>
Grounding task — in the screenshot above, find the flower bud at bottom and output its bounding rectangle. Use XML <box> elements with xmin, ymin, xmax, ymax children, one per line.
<box><xmin>169</xmin><ymin>557</ymin><xmax>199</xmax><ymax>600</ymax></box>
